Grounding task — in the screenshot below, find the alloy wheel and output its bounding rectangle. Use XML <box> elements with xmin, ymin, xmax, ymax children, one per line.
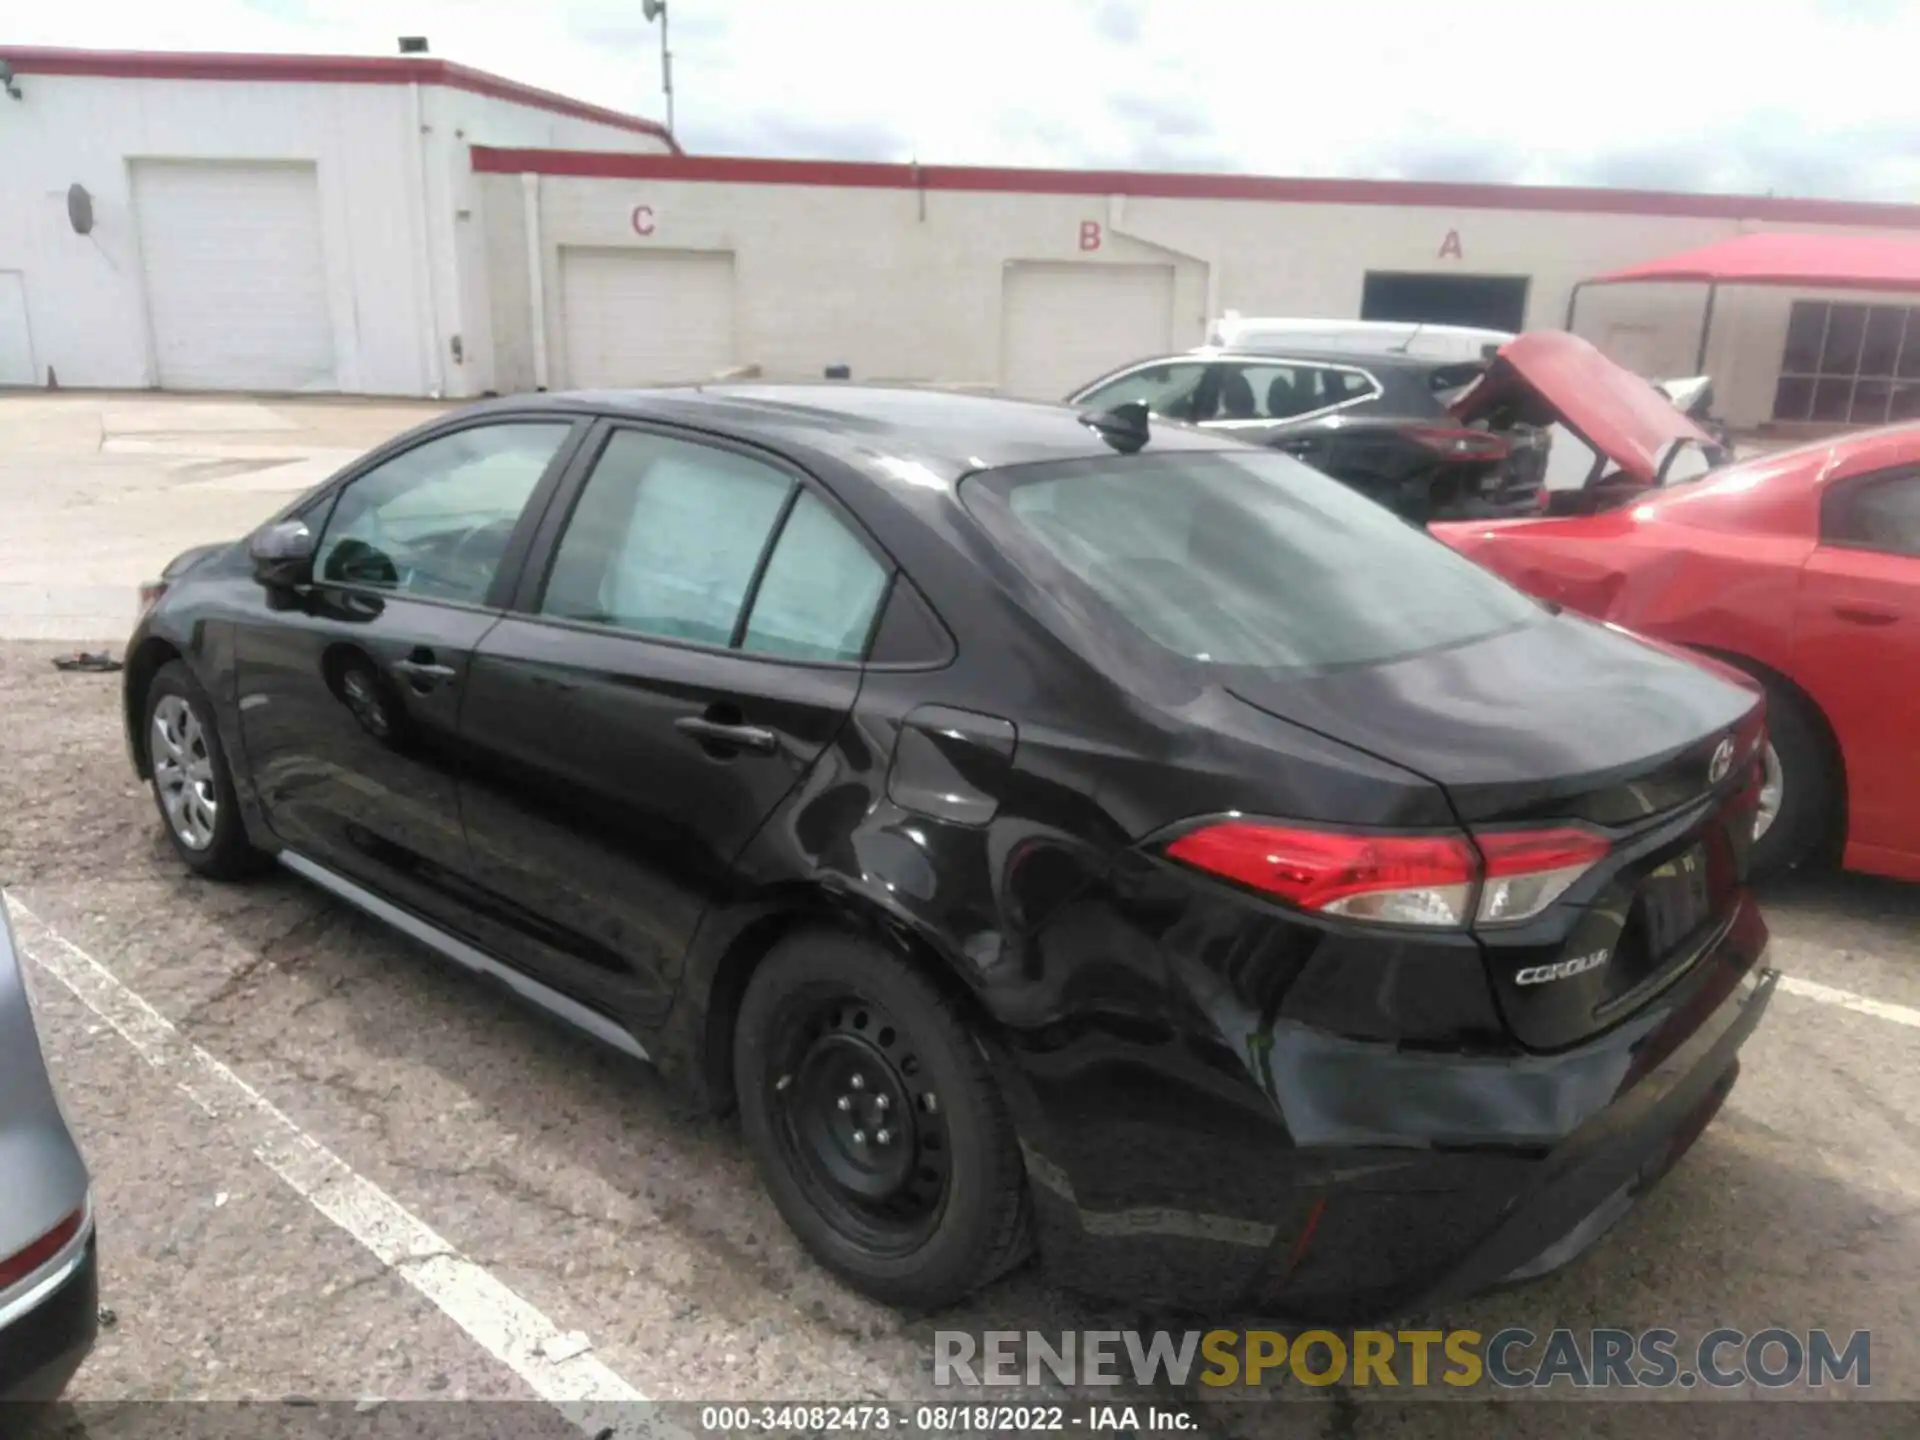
<box><xmin>152</xmin><ymin>694</ymin><xmax>219</xmax><ymax>851</ymax></box>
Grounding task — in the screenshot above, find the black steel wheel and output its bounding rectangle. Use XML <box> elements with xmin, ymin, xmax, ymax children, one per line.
<box><xmin>733</xmin><ymin>930</ymin><xmax>1032</xmax><ymax>1309</ymax></box>
<box><xmin>768</xmin><ymin>990</ymin><xmax>950</xmax><ymax>1253</ymax></box>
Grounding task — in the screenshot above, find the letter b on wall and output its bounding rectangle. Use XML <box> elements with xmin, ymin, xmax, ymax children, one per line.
<box><xmin>1080</xmin><ymin>220</ymin><xmax>1102</xmax><ymax>251</ymax></box>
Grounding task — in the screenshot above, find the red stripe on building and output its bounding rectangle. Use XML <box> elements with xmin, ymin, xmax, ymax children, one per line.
<box><xmin>469</xmin><ymin>146</ymin><xmax>1920</xmax><ymax>228</ymax></box>
<box><xmin>2</xmin><ymin>46</ymin><xmax>678</xmax><ymax>151</ymax></box>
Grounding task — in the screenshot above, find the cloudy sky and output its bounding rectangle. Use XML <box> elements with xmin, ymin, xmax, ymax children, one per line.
<box><xmin>14</xmin><ymin>0</ymin><xmax>1920</xmax><ymax>199</ymax></box>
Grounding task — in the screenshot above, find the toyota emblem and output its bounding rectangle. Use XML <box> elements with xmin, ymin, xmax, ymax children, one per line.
<box><xmin>1708</xmin><ymin>737</ymin><xmax>1736</xmax><ymax>785</ymax></box>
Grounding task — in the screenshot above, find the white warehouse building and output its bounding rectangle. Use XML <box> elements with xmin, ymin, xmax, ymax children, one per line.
<box><xmin>0</xmin><ymin>46</ymin><xmax>676</xmax><ymax>398</ymax></box>
<box><xmin>11</xmin><ymin>46</ymin><xmax>1920</xmax><ymax>431</ymax></box>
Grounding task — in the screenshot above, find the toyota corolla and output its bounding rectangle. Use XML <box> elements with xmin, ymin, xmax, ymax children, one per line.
<box><xmin>122</xmin><ymin>387</ymin><xmax>1776</xmax><ymax>1317</ymax></box>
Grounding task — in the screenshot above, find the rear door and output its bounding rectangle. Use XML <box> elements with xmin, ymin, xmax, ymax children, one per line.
<box><xmin>453</xmin><ymin>424</ymin><xmax>893</xmax><ymax>1022</ymax></box>
<box><xmin>235</xmin><ymin>416</ymin><xmax>583</xmax><ymax>926</ymax></box>
<box><xmin>1795</xmin><ymin>466</ymin><xmax>1920</xmax><ymax>868</ymax></box>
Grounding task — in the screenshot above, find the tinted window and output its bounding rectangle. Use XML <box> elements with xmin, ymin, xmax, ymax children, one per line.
<box><xmin>315</xmin><ymin>422</ymin><xmax>569</xmax><ymax>604</ymax></box>
<box><xmin>1427</xmin><ymin>361</ymin><xmax>1489</xmax><ymax>394</ymax></box>
<box><xmin>741</xmin><ymin>490</ymin><xmax>891</xmax><ymax>661</ymax></box>
<box><xmin>542</xmin><ymin>430</ymin><xmax>792</xmax><ymax>645</ymax></box>
<box><xmin>1203</xmin><ymin>363</ymin><xmax>1377</xmax><ymax>421</ymax></box>
<box><xmin>962</xmin><ymin>450</ymin><xmax>1541</xmax><ymax>672</ymax></box>
<box><xmin>1076</xmin><ymin>362</ymin><xmax>1208</xmax><ymax>421</ymax></box>
<box><xmin>1826</xmin><ymin>472</ymin><xmax>1920</xmax><ymax>557</ymax></box>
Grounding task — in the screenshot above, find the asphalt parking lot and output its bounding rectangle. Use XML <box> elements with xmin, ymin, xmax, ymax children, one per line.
<box><xmin>3</xmin><ymin>393</ymin><xmax>1918</xmax><ymax>1437</ymax></box>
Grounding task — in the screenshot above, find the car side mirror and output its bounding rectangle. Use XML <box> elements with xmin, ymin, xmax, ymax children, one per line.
<box><xmin>250</xmin><ymin>519</ymin><xmax>316</xmax><ymax>590</ymax></box>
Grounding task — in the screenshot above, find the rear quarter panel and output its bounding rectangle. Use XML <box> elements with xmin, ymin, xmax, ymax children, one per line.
<box><xmin>1436</xmin><ymin>518</ymin><xmax>1811</xmax><ymax>679</ymax></box>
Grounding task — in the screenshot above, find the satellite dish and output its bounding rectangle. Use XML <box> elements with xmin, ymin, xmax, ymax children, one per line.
<box><xmin>67</xmin><ymin>183</ymin><xmax>94</xmax><ymax>236</ymax></box>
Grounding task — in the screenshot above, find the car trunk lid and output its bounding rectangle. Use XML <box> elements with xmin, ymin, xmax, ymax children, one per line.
<box><xmin>1227</xmin><ymin>612</ymin><xmax>1765</xmax><ymax>1048</ymax></box>
<box><xmin>1452</xmin><ymin>332</ymin><xmax>1727</xmax><ymax>492</ymax></box>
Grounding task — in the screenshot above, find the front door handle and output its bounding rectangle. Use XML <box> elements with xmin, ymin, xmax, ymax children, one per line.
<box><xmin>674</xmin><ymin>716</ymin><xmax>779</xmax><ymax>755</ymax></box>
<box><xmin>1832</xmin><ymin>605</ymin><xmax>1899</xmax><ymax>627</ymax></box>
<box><xmin>392</xmin><ymin>650</ymin><xmax>457</xmax><ymax>689</ymax></box>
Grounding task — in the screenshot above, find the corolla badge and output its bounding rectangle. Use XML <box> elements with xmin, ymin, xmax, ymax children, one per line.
<box><xmin>1516</xmin><ymin>949</ymin><xmax>1611</xmax><ymax>986</ymax></box>
<box><xmin>1708</xmin><ymin>737</ymin><xmax>1736</xmax><ymax>785</ymax></box>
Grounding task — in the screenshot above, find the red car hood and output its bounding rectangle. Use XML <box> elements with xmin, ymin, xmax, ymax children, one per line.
<box><xmin>1451</xmin><ymin>332</ymin><xmax>1719</xmax><ymax>486</ymax></box>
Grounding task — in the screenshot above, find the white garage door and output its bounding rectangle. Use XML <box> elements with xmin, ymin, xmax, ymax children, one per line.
<box><xmin>0</xmin><ymin>273</ymin><xmax>33</xmax><ymax>386</ymax></box>
<box><xmin>1000</xmin><ymin>262</ymin><xmax>1177</xmax><ymax>402</ymax></box>
<box><xmin>559</xmin><ymin>248</ymin><xmax>737</xmax><ymax>388</ymax></box>
<box><xmin>132</xmin><ymin>160</ymin><xmax>336</xmax><ymax>392</ymax></box>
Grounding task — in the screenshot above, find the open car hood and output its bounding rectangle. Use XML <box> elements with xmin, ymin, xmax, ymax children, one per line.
<box><xmin>1452</xmin><ymin>332</ymin><xmax>1722</xmax><ymax>487</ymax></box>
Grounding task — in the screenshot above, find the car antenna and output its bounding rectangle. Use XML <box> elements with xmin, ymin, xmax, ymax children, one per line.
<box><xmin>1390</xmin><ymin>320</ymin><xmax>1425</xmax><ymax>355</ymax></box>
<box><xmin>1079</xmin><ymin>400</ymin><xmax>1151</xmax><ymax>455</ymax></box>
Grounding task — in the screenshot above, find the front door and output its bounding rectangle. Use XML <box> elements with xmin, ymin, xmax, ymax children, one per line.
<box><xmin>454</xmin><ymin>424</ymin><xmax>892</xmax><ymax>1023</ymax></box>
<box><xmin>235</xmin><ymin>417</ymin><xmax>583</xmax><ymax>924</ymax></box>
<box><xmin>1794</xmin><ymin>466</ymin><xmax>1920</xmax><ymax>872</ymax></box>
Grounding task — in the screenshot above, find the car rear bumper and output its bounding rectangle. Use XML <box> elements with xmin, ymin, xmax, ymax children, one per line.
<box><xmin>1010</xmin><ymin>896</ymin><xmax>1774</xmax><ymax>1320</ymax></box>
<box><xmin>0</xmin><ymin>1229</ymin><xmax>99</xmax><ymax>1402</ymax></box>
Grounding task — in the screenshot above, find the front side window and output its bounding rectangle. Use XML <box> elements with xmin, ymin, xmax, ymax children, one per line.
<box><xmin>1825</xmin><ymin>471</ymin><xmax>1920</xmax><ymax>557</ymax></box>
<box><xmin>315</xmin><ymin>422</ymin><xmax>571</xmax><ymax>604</ymax></box>
<box><xmin>541</xmin><ymin>429</ymin><xmax>891</xmax><ymax>661</ymax></box>
<box><xmin>961</xmin><ymin>449</ymin><xmax>1541</xmax><ymax>673</ymax></box>
<box><xmin>1076</xmin><ymin>362</ymin><xmax>1208</xmax><ymax>421</ymax></box>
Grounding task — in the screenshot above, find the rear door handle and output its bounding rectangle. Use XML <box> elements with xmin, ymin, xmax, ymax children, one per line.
<box><xmin>1832</xmin><ymin>605</ymin><xmax>1899</xmax><ymax>627</ymax></box>
<box><xmin>674</xmin><ymin>716</ymin><xmax>779</xmax><ymax>755</ymax></box>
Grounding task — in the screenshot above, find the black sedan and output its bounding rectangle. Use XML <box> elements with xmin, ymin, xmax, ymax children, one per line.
<box><xmin>124</xmin><ymin>387</ymin><xmax>1777</xmax><ymax>1316</ymax></box>
<box><xmin>1067</xmin><ymin>347</ymin><xmax>1544</xmax><ymax>522</ymax></box>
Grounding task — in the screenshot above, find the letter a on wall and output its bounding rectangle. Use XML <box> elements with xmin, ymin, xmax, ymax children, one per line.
<box><xmin>1438</xmin><ymin>229</ymin><xmax>1463</xmax><ymax>260</ymax></box>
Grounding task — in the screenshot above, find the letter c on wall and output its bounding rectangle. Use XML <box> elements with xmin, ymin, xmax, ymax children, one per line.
<box><xmin>632</xmin><ymin>204</ymin><xmax>656</xmax><ymax>236</ymax></box>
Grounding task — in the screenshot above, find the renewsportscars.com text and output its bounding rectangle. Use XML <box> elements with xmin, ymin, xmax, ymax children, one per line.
<box><xmin>933</xmin><ymin>1328</ymin><xmax>1872</xmax><ymax>1390</ymax></box>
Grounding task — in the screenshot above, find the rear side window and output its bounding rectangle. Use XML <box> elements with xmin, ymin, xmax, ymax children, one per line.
<box><xmin>741</xmin><ymin>491</ymin><xmax>890</xmax><ymax>661</ymax></box>
<box><xmin>961</xmin><ymin>450</ymin><xmax>1541</xmax><ymax>673</ymax></box>
<box><xmin>1824</xmin><ymin>471</ymin><xmax>1920</xmax><ymax>557</ymax></box>
<box><xmin>540</xmin><ymin>429</ymin><xmax>890</xmax><ymax>661</ymax></box>
<box><xmin>543</xmin><ymin>430</ymin><xmax>791</xmax><ymax>645</ymax></box>
<box><xmin>1204</xmin><ymin>364</ymin><xmax>1378</xmax><ymax>422</ymax></box>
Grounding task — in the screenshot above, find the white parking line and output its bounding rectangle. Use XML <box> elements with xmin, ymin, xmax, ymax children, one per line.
<box><xmin>1778</xmin><ymin>974</ymin><xmax>1920</xmax><ymax>1030</ymax></box>
<box><xmin>4</xmin><ymin>895</ymin><xmax>685</xmax><ymax>1439</ymax></box>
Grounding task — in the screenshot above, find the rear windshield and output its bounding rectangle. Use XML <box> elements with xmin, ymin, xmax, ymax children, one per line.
<box><xmin>960</xmin><ymin>449</ymin><xmax>1542</xmax><ymax>673</ymax></box>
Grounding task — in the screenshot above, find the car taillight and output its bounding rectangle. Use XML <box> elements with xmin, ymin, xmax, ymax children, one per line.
<box><xmin>0</xmin><ymin>1206</ymin><xmax>85</xmax><ymax>1291</ymax></box>
<box><xmin>1474</xmin><ymin>827</ymin><xmax>1612</xmax><ymax>925</ymax></box>
<box><xmin>138</xmin><ymin>580</ymin><xmax>168</xmax><ymax>614</ymax></box>
<box><xmin>1402</xmin><ymin>425</ymin><xmax>1510</xmax><ymax>461</ymax></box>
<box><xmin>1162</xmin><ymin>821</ymin><xmax>1609</xmax><ymax>929</ymax></box>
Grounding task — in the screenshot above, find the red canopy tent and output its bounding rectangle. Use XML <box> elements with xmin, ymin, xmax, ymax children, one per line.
<box><xmin>1566</xmin><ymin>231</ymin><xmax>1920</xmax><ymax>373</ymax></box>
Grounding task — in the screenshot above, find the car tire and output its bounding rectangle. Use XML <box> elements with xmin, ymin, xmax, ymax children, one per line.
<box><xmin>143</xmin><ymin>660</ymin><xmax>267</xmax><ymax>880</ymax></box>
<box><xmin>733</xmin><ymin>929</ymin><xmax>1033</xmax><ymax>1309</ymax></box>
<box><xmin>1744</xmin><ymin>670</ymin><xmax>1837</xmax><ymax>879</ymax></box>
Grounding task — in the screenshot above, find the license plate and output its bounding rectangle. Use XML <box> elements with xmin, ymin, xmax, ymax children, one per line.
<box><xmin>1641</xmin><ymin>844</ymin><xmax>1712</xmax><ymax>957</ymax></box>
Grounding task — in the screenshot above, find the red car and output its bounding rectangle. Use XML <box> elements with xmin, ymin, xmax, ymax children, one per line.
<box><xmin>1435</xmin><ymin>424</ymin><xmax>1920</xmax><ymax>882</ymax></box>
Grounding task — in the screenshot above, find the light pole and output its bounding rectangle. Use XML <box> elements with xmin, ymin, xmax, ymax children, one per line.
<box><xmin>643</xmin><ymin>0</ymin><xmax>674</xmax><ymax>140</ymax></box>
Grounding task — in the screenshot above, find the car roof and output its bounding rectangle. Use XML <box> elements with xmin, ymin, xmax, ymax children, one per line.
<box><xmin>1199</xmin><ymin>345</ymin><xmax>1471</xmax><ymax>372</ymax></box>
<box><xmin>464</xmin><ymin>384</ymin><xmax>1251</xmax><ymax>485</ymax></box>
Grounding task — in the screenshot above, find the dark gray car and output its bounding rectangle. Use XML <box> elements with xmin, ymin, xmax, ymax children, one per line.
<box><xmin>0</xmin><ymin>902</ymin><xmax>98</xmax><ymax>1400</ymax></box>
<box><xmin>1067</xmin><ymin>346</ymin><xmax>1545</xmax><ymax>522</ymax></box>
